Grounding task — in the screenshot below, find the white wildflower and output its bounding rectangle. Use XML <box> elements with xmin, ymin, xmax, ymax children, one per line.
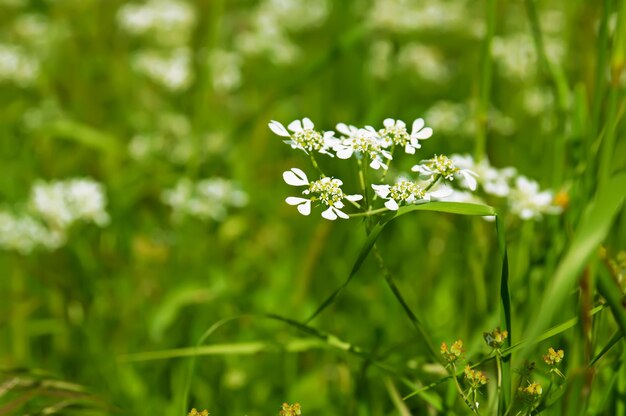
<box><xmin>378</xmin><ymin>118</ymin><xmax>432</xmax><ymax>154</ymax></box>
<box><xmin>30</xmin><ymin>178</ymin><xmax>110</xmax><ymax>228</ymax></box>
<box><xmin>283</xmin><ymin>168</ymin><xmax>362</xmax><ymax>220</ymax></box>
<box><xmin>509</xmin><ymin>176</ymin><xmax>561</xmax><ymax>220</ymax></box>
<box><xmin>133</xmin><ymin>48</ymin><xmax>193</xmax><ymax>92</ymax></box>
<box><xmin>397</xmin><ymin>43</ymin><xmax>450</xmax><ymax>83</ymax></box>
<box><xmin>412</xmin><ymin>155</ymin><xmax>478</xmax><ymax>190</ymax></box>
<box><xmin>0</xmin><ymin>211</ymin><xmax>64</xmax><ymax>254</ymax></box>
<box><xmin>334</xmin><ymin>123</ymin><xmax>392</xmax><ymax>170</ymax></box>
<box><xmin>117</xmin><ymin>0</ymin><xmax>196</xmax><ymax>46</ymax></box>
<box><xmin>269</xmin><ymin>118</ymin><xmax>337</xmax><ymax>156</ymax></box>
<box><xmin>450</xmin><ymin>154</ymin><xmax>515</xmax><ymax>197</ymax></box>
<box><xmin>372</xmin><ymin>179</ymin><xmax>452</xmax><ymax>211</ymax></box>
<box><xmin>162</xmin><ymin>178</ymin><xmax>248</xmax><ymax>222</ymax></box>
<box><xmin>0</xmin><ymin>44</ymin><xmax>39</xmax><ymax>87</ymax></box>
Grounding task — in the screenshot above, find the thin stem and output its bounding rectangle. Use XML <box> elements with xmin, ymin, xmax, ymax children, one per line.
<box><xmin>452</xmin><ymin>363</ymin><xmax>480</xmax><ymax>414</ymax></box>
<box><xmin>309</xmin><ymin>153</ymin><xmax>324</xmax><ymax>176</ymax></box>
<box><xmin>496</xmin><ymin>352</ymin><xmax>504</xmax><ymax>415</ymax></box>
<box><xmin>349</xmin><ymin>207</ymin><xmax>390</xmax><ymax>218</ymax></box>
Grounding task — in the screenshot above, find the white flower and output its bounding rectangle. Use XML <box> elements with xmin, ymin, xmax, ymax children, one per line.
<box><xmin>334</xmin><ymin>123</ymin><xmax>392</xmax><ymax>170</ymax></box>
<box><xmin>269</xmin><ymin>118</ymin><xmax>337</xmax><ymax>156</ymax></box>
<box><xmin>412</xmin><ymin>154</ymin><xmax>478</xmax><ymax>191</ymax></box>
<box><xmin>283</xmin><ymin>168</ymin><xmax>362</xmax><ymax>220</ymax></box>
<box><xmin>132</xmin><ymin>48</ymin><xmax>193</xmax><ymax>92</ymax></box>
<box><xmin>509</xmin><ymin>176</ymin><xmax>561</xmax><ymax>220</ymax></box>
<box><xmin>0</xmin><ymin>211</ymin><xmax>64</xmax><ymax>254</ymax></box>
<box><xmin>162</xmin><ymin>177</ymin><xmax>247</xmax><ymax>222</ymax></box>
<box><xmin>450</xmin><ymin>154</ymin><xmax>516</xmax><ymax>197</ymax></box>
<box><xmin>379</xmin><ymin>118</ymin><xmax>431</xmax><ymax>154</ymax></box>
<box><xmin>30</xmin><ymin>178</ymin><xmax>110</xmax><ymax>228</ymax></box>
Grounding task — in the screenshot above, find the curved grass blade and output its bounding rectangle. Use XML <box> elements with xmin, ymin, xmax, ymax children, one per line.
<box><xmin>305</xmin><ymin>202</ymin><xmax>495</xmax><ymax>323</ymax></box>
<box><xmin>521</xmin><ymin>173</ymin><xmax>626</xmax><ymax>359</ymax></box>
<box><xmin>589</xmin><ymin>330</ymin><xmax>623</xmax><ymax>368</ymax></box>
<box><xmin>597</xmin><ymin>267</ymin><xmax>626</xmax><ymax>336</ymax></box>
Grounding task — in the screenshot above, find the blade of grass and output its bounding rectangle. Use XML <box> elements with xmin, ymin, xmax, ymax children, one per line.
<box><xmin>589</xmin><ymin>330</ymin><xmax>623</xmax><ymax>367</ymax></box>
<box><xmin>521</xmin><ymin>173</ymin><xmax>626</xmax><ymax>359</ymax></box>
<box><xmin>496</xmin><ymin>215</ymin><xmax>512</xmax><ymax>414</ymax></box>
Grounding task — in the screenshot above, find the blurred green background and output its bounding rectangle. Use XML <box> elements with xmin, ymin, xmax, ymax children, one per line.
<box><xmin>1</xmin><ymin>0</ymin><xmax>625</xmax><ymax>414</ymax></box>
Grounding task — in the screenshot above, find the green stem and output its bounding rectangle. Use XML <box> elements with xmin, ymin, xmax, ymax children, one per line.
<box><xmin>349</xmin><ymin>207</ymin><xmax>390</xmax><ymax>218</ymax></box>
<box><xmin>475</xmin><ymin>0</ymin><xmax>496</xmax><ymax>161</ymax></box>
<box><xmin>496</xmin><ymin>352</ymin><xmax>504</xmax><ymax>415</ymax></box>
<box><xmin>451</xmin><ymin>363</ymin><xmax>480</xmax><ymax>414</ymax></box>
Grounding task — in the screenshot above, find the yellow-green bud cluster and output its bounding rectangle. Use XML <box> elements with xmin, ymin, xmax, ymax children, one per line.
<box><xmin>483</xmin><ymin>327</ymin><xmax>508</xmax><ymax>350</ymax></box>
<box><xmin>441</xmin><ymin>340</ymin><xmax>463</xmax><ymax>364</ymax></box>
<box><xmin>464</xmin><ymin>365</ymin><xmax>488</xmax><ymax>389</ymax></box>
<box><xmin>543</xmin><ymin>347</ymin><xmax>564</xmax><ymax>366</ymax></box>
<box><xmin>188</xmin><ymin>409</ymin><xmax>209</xmax><ymax>416</ymax></box>
<box><xmin>428</xmin><ymin>155</ymin><xmax>459</xmax><ymax>180</ymax></box>
<box><xmin>279</xmin><ymin>402</ymin><xmax>302</xmax><ymax>416</ymax></box>
<box><xmin>293</xmin><ymin>129</ymin><xmax>324</xmax><ymax>152</ymax></box>
<box><xmin>389</xmin><ymin>181</ymin><xmax>424</xmax><ymax>203</ymax></box>
<box><xmin>380</xmin><ymin>124</ymin><xmax>410</xmax><ymax>146</ymax></box>
<box><xmin>518</xmin><ymin>382</ymin><xmax>542</xmax><ymax>402</ymax></box>
<box><xmin>308</xmin><ymin>178</ymin><xmax>345</xmax><ymax>207</ymax></box>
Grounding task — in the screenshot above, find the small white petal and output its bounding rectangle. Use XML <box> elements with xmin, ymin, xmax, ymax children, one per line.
<box><xmin>283</xmin><ymin>168</ymin><xmax>309</xmax><ymax>186</ymax></box>
<box><xmin>321</xmin><ymin>206</ymin><xmax>338</xmax><ymax>220</ymax></box>
<box><xmin>371</xmin><ymin>184</ymin><xmax>390</xmax><ymax>198</ymax></box>
<box><xmin>346</xmin><ymin>194</ymin><xmax>363</xmax><ymax>201</ymax></box>
<box><xmin>286</xmin><ymin>196</ymin><xmax>309</xmax><ymax>205</ymax></box>
<box><xmin>429</xmin><ymin>185</ymin><xmax>454</xmax><ymax>199</ymax></box>
<box><xmin>384</xmin><ymin>199</ymin><xmax>399</xmax><ymax>210</ymax></box>
<box><xmin>269</xmin><ymin>121</ymin><xmax>290</xmax><ymax>137</ymax></box>
<box><xmin>461</xmin><ymin>171</ymin><xmax>478</xmax><ymax>191</ymax></box>
<box><xmin>369</xmin><ymin>159</ymin><xmax>381</xmax><ymax>169</ymax></box>
<box><xmin>336</xmin><ymin>123</ymin><xmax>351</xmax><ymax>136</ymax></box>
<box><xmin>302</xmin><ymin>117</ymin><xmax>314</xmax><ymax>130</ymax></box>
<box><xmin>414</xmin><ymin>127</ymin><xmax>433</xmax><ymax>139</ymax></box>
<box><xmin>411</xmin><ymin>118</ymin><xmax>425</xmax><ymax>133</ymax></box>
<box><xmin>335</xmin><ymin>201</ymin><xmax>345</xmax><ymax>209</ymax></box>
<box><xmin>383</xmin><ymin>118</ymin><xmax>394</xmax><ymax>128</ymax></box>
<box><xmin>297</xmin><ymin>200</ymin><xmax>312</xmax><ymax>216</ymax></box>
<box><xmin>405</xmin><ymin>144</ymin><xmax>415</xmax><ymax>154</ymax></box>
<box><xmin>334</xmin><ymin>207</ymin><xmax>349</xmax><ymax>219</ymax></box>
<box><xmin>396</xmin><ymin>120</ymin><xmax>406</xmax><ymax>128</ymax></box>
<box><xmin>287</xmin><ymin>119</ymin><xmax>303</xmax><ymax>132</ymax></box>
<box><xmin>336</xmin><ymin>148</ymin><xmax>354</xmax><ymax>159</ymax></box>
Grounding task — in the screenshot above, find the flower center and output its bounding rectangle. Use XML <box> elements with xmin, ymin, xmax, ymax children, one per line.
<box><xmin>308</xmin><ymin>178</ymin><xmax>344</xmax><ymax>207</ymax></box>
<box><xmin>428</xmin><ymin>155</ymin><xmax>459</xmax><ymax>179</ymax></box>
<box><xmin>293</xmin><ymin>129</ymin><xmax>324</xmax><ymax>152</ymax></box>
<box><xmin>379</xmin><ymin>125</ymin><xmax>410</xmax><ymax>146</ymax></box>
<box><xmin>389</xmin><ymin>181</ymin><xmax>424</xmax><ymax>203</ymax></box>
<box><xmin>351</xmin><ymin>135</ymin><xmax>382</xmax><ymax>160</ymax></box>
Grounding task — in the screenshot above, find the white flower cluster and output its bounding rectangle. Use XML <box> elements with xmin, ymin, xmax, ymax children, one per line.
<box><xmin>269</xmin><ymin>117</ymin><xmax>478</xmax><ymax>220</ymax></box>
<box><xmin>235</xmin><ymin>0</ymin><xmax>329</xmax><ymax>64</ymax></box>
<box><xmin>118</xmin><ymin>0</ymin><xmax>196</xmax><ymax>91</ymax></box>
<box><xmin>209</xmin><ymin>49</ymin><xmax>242</xmax><ymax>93</ymax></box>
<box><xmin>132</xmin><ymin>47</ymin><xmax>193</xmax><ymax>92</ymax></box>
<box><xmin>445</xmin><ymin>154</ymin><xmax>562</xmax><ymax>220</ymax></box>
<box><xmin>0</xmin><ymin>43</ymin><xmax>39</xmax><ymax>87</ymax></box>
<box><xmin>162</xmin><ymin>178</ymin><xmax>248</xmax><ymax>222</ymax></box>
<box><xmin>0</xmin><ymin>178</ymin><xmax>109</xmax><ymax>254</ymax></box>
<box><xmin>368</xmin><ymin>0</ymin><xmax>472</xmax><ymax>34</ymax></box>
<box><xmin>117</xmin><ymin>0</ymin><xmax>196</xmax><ymax>46</ymax></box>
<box><xmin>492</xmin><ymin>33</ymin><xmax>564</xmax><ymax>81</ymax></box>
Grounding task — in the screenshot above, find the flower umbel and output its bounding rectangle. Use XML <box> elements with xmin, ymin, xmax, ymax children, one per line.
<box><xmin>378</xmin><ymin>118</ymin><xmax>431</xmax><ymax>154</ymax></box>
<box><xmin>279</xmin><ymin>402</ymin><xmax>302</xmax><ymax>416</ymax></box>
<box><xmin>543</xmin><ymin>347</ymin><xmax>565</xmax><ymax>378</ymax></box>
<box><xmin>464</xmin><ymin>365</ymin><xmax>488</xmax><ymax>390</ymax></box>
<box><xmin>334</xmin><ymin>123</ymin><xmax>392</xmax><ymax>170</ymax></box>
<box><xmin>483</xmin><ymin>327</ymin><xmax>508</xmax><ymax>351</ymax></box>
<box><xmin>413</xmin><ymin>154</ymin><xmax>478</xmax><ymax>190</ymax></box>
<box><xmin>269</xmin><ymin>118</ymin><xmax>336</xmax><ymax>156</ymax></box>
<box><xmin>441</xmin><ymin>340</ymin><xmax>463</xmax><ymax>364</ymax></box>
<box><xmin>283</xmin><ymin>168</ymin><xmax>362</xmax><ymax>220</ymax></box>
<box><xmin>518</xmin><ymin>382</ymin><xmax>542</xmax><ymax>402</ymax></box>
<box><xmin>371</xmin><ymin>180</ymin><xmax>425</xmax><ymax>210</ymax></box>
<box><xmin>188</xmin><ymin>409</ymin><xmax>209</xmax><ymax>416</ymax></box>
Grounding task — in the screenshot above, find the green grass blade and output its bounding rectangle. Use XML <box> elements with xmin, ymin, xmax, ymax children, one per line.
<box><xmin>589</xmin><ymin>330</ymin><xmax>623</xmax><ymax>367</ymax></box>
<box><xmin>521</xmin><ymin>173</ymin><xmax>626</xmax><ymax>358</ymax></box>
<box><xmin>496</xmin><ymin>215</ymin><xmax>512</xmax><ymax>414</ymax></box>
<box><xmin>596</xmin><ymin>268</ymin><xmax>626</xmax><ymax>335</ymax></box>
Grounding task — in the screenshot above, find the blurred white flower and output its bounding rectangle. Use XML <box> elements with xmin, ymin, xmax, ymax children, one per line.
<box><xmin>283</xmin><ymin>168</ymin><xmax>362</xmax><ymax>220</ymax></box>
<box><xmin>30</xmin><ymin>178</ymin><xmax>110</xmax><ymax>228</ymax></box>
<box><xmin>397</xmin><ymin>43</ymin><xmax>450</xmax><ymax>82</ymax></box>
<box><xmin>117</xmin><ymin>0</ymin><xmax>196</xmax><ymax>46</ymax></box>
<box><xmin>368</xmin><ymin>0</ymin><xmax>468</xmax><ymax>34</ymax></box>
<box><xmin>0</xmin><ymin>44</ymin><xmax>39</xmax><ymax>87</ymax></box>
<box><xmin>162</xmin><ymin>178</ymin><xmax>248</xmax><ymax>222</ymax></box>
<box><xmin>492</xmin><ymin>33</ymin><xmax>564</xmax><ymax>80</ymax></box>
<box><xmin>368</xmin><ymin>40</ymin><xmax>393</xmax><ymax>80</ymax></box>
<box><xmin>509</xmin><ymin>176</ymin><xmax>561</xmax><ymax>220</ymax></box>
<box><xmin>235</xmin><ymin>0</ymin><xmax>329</xmax><ymax>64</ymax></box>
<box><xmin>133</xmin><ymin>48</ymin><xmax>193</xmax><ymax>91</ymax></box>
<box><xmin>334</xmin><ymin>123</ymin><xmax>392</xmax><ymax>170</ymax></box>
<box><xmin>450</xmin><ymin>154</ymin><xmax>516</xmax><ymax>197</ymax></box>
<box><xmin>0</xmin><ymin>211</ymin><xmax>64</xmax><ymax>254</ymax></box>
<box><xmin>209</xmin><ymin>49</ymin><xmax>242</xmax><ymax>93</ymax></box>
<box><xmin>269</xmin><ymin>118</ymin><xmax>337</xmax><ymax>156</ymax></box>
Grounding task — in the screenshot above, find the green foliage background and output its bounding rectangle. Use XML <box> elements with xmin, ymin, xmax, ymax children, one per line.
<box><xmin>1</xmin><ymin>0</ymin><xmax>625</xmax><ymax>414</ymax></box>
